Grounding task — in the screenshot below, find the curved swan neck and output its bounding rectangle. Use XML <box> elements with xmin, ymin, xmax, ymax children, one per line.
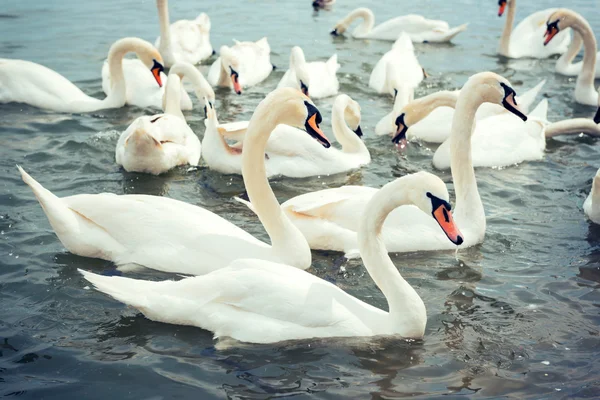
<box><xmin>545</xmin><ymin>118</ymin><xmax>600</xmax><ymax>137</ymax></box>
<box><xmin>498</xmin><ymin>0</ymin><xmax>516</xmax><ymax>56</ymax></box>
<box><xmin>156</xmin><ymin>0</ymin><xmax>172</xmax><ymax>53</ymax></box>
<box><xmin>557</xmin><ymin>31</ymin><xmax>583</xmax><ymax>71</ymax></box>
<box><xmin>347</xmin><ymin>8</ymin><xmax>375</xmax><ymax>37</ymax></box>
<box><xmin>242</xmin><ymin>92</ymin><xmax>311</xmax><ymax>265</ymax></box>
<box><xmin>450</xmin><ymin>87</ymin><xmax>485</xmax><ymax>226</ymax></box>
<box><xmin>106</xmin><ymin>39</ymin><xmax>137</xmax><ymax>106</ymax></box>
<box><xmin>289</xmin><ymin>47</ymin><xmax>306</xmax><ymax>70</ymax></box>
<box><xmin>567</xmin><ymin>12</ymin><xmax>598</xmax><ymax>92</ymax></box>
<box><xmin>163</xmin><ymin>74</ymin><xmax>183</xmax><ymax>118</ymax></box>
<box><xmin>170</xmin><ymin>62</ymin><xmax>215</xmax><ymax>103</ymax></box>
<box><xmin>331</xmin><ymin>96</ymin><xmax>365</xmax><ymax>154</ymax></box>
<box><xmin>404</xmin><ymin>91</ymin><xmax>458</xmax><ymax>126</ymax></box>
<box><xmin>357</xmin><ymin>177</ymin><xmax>426</xmax><ymax>333</ymax></box>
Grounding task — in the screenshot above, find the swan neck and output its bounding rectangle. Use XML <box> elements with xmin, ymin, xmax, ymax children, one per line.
<box><xmin>499</xmin><ymin>0</ymin><xmax>516</xmax><ymax>56</ymax></box>
<box><xmin>357</xmin><ymin>181</ymin><xmax>426</xmax><ymax>333</ymax></box>
<box><xmin>545</xmin><ymin>118</ymin><xmax>600</xmax><ymax>137</ymax></box>
<box><xmin>450</xmin><ymin>92</ymin><xmax>485</xmax><ymax>226</ymax></box>
<box><xmin>290</xmin><ymin>47</ymin><xmax>306</xmax><ymax>70</ymax></box>
<box><xmin>571</xmin><ymin>17</ymin><xmax>598</xmax><ymax>91</ymax></box>
<box><xmin>156</xmin><ymin>0</ymin><xmax>171</xmax><ymax>50</ymax></box>
<box><xmin>332</xmin><ymin>97</ymin><xmax>364</xmax><ymax>153</ymax></box>
<box><xmin>163</xmin><ymin>74</ymin><xmax>183</xmax><ymax>118</ymax></box>
<box><xmin>106</xmin><ymin>41</ymin><xmax>130</xmax><ymax>106</ymax></box>
<box><xmin>170</xmin><ymin>63</ymin><xmax>215</xmax><ymax>103</ymax></box>
<box><xmin>349</xmin><ymin>8</ymin><xmax>374</xmax><ymax>36</ymax></box>
<box><xmin>557</xmin><ymin>31</ymin><xmax>583</xmax><ymax>68</ymax></box>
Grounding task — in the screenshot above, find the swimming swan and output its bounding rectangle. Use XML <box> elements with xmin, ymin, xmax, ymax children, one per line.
<box><xmin>79</xmin><ymin>171</ymin><xmax>463</xmax><ymax>344</ymax></box>
<box><xmin>18</xmin><ymin>88</ymin><xmax>330</xmax><ymax>274</ymax></box>
<box><xmin>155</xmin><ymin>0</ymin><xmax>213</xmax><ymax>67</ymax></box>
<box><xmin>115</xmin><ymin>66</ymin><xmax>206</xmax><ymax>175</ymax></box>
<box><xmin>202</xmin><ymin>93</ymin><xmax>369</xmax><ymax>177</ymax></box>
<box><xmin>208</xmin><ymin>38</ymin><xmax>273</xmax><ymax>94</ymax></box>
<box><xmin>0</xmin><ymin>38</ymin><xmax>164</xmax><ymax>113</ymax></box>
<box><xmin>271</xmin><ymin>72</ymin><xmax>526</xmax><ymax>257</ymax></box>
<box><xmin>496</xmin><ymin>0</ymin><xmax>570</xmax><ymax>59</ymax></box>
<box><xmin>544</xmin><ymin>9</ymin><xmax>599</xmax><ymax>106</ymax></box>
<box><xmin>277</xmin><ymin>46</ymin><xmax>340</xmax><ymax>99</ymax></box>
<box><xmin>331</xmin><ymin>7</ymin><xmax>467</xmax><ymax>43</ymax></box>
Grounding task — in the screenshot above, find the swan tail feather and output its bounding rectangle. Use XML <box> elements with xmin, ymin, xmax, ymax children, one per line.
<box><xmin>79</xmin><ymin>269</ymin><xmax>152</xmax><ymax>309</ymax></box>
<box><xmin>528</xmin><ymin>99</ymin><xmax>549</xmax><ymax>121</ymax></box>
<box><xmin>439</xmin><ymin>23</ymin><xmax>468</xmax><ymax>41</ymax></box>
<box><xmin>18</xmin><ymin>166</ymin><xmax>80</xmax><ymax>235</ymax></box>
<box><xmin>517</xmin><ymin>79</ymin><xmax>546</xmax><ymax>113</ymax></box>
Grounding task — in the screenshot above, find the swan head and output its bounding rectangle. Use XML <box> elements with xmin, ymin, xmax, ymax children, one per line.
<box><xmin>391</xmin><ymin>114</ymin><xmax>408</xmax><ymax>148</ymax></box>
<box><xmin>203</xmin><ymin>97</ymin><xmax>217</xmax><ymax>122</ymax></box>
<box><xmin>260</xmin><ymin>88</ymin><xmax>330</xmax><ymax>148</ymax></box>
<box><xmin>296</xmin><ymin>65</ymin><xmax>311</xmax><ymax>97</ymax></box>
<box><xmin>544</xmin><ymin>9</ymin><xmax>572</xmax><ymax>46</ymax></box>
<box><xmin>341</xmin><ymin>95</ymin><xmax>362</xmax><ymax>137</ymax></box>
<box><xmin>140</xmin><ymin>51</ymin><xmax>165</xmax><ymax>88</ymax></box>
<box><xmin>466</xmin><ymin>72</ymin><xmax>527</xmax><ymax>121</ymax></box>
<box><xmin>400</xmin><ymin>172</ymin><xmax>464</xmax><ymax>246</ymax></box>
<box><xmin>220</xmin><ymin>46</ymin><xmax>242</xmax><ymax>95</ymax></box>
<box><xmin>497</xmin><ymin>0</ymin><xmax>507</xmax><ymax>17</ymax></box>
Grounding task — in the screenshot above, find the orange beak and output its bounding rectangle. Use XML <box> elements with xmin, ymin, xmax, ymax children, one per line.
<box><xmin>230</xmin><ymin>68</ymin><xmax>242</xmax><ymax>95</ymax></box>
<box><xmin>150</xmin><ymin>60</ymin><xmax>164</xmax><ymax>88</ymax></box>
<box><xmin>307</xmin><ymin>113</ymin><xmax>329</xmax><ymax>145</ymax></box>
<box><xmin>433</xmin><ymin>204</ymin><xmax>463</xmax><ymax>246</ymax></box>
<box><xmin>544</xmin><ymin>26</ymin><xmax>559</xmax><ymax>46</ymax></box>
<box><xmin>498</xmin><ymin>2</ymin><xmax>506</xmax><ymax>16</ymax></box>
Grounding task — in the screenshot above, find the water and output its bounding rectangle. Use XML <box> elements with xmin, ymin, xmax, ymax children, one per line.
<box><xmin>1</xmin><ymin>0</ymin><xmax>599</xmax><ymax>398</ymax></box>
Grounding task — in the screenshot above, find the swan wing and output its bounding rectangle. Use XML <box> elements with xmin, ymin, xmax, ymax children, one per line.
<box><xmin>80</xmin><ymin>259</ymin><xmax>384</xmax><ymax>343</ymax></box>
<box><xmin>283</xmin><ymin>186</ymin><xmax>377</xmax><ymax>215</ymax></box>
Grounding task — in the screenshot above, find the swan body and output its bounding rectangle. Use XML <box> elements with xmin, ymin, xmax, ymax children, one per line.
<box><xmin>497</xmin><ymin>0</ymin><xmax>570</xmax><ymax>59</ymax></box>
<box><xmin>80</xmin><ymin>171</ymin><xmax>463</xmax><ymax>344</ymax></box>
<box><xmin>115</xmin><ymin>72</ymin><xmax>202</xmax><ymax>175</ymax></box>
<box><xmin>545</xmin><ymin>9</ymin><xmax>599</xmax><ymax>106</ymax></box>
<box><xmin>369</xmin><ymin>33</ymin><xmax>423</xmax><ymax>96</ymax></box>
<box><xmin>208</xmin><ymin>38</ymin><xmax>272</xmax><ymax>94</ymax></box>
<box><xmin>0</xmin><ymin>38</ymin><xmax>164</xmax><ymax>113</ymax></box>
<box><xmin>18</xmin><ymin>88</ymin><xmax>332</xmax><ymax>274</ymax></box>
<box><xmin>264</xmin><ymin>72</ymin><xmax>524</xmax><ymax>256</ymax></box>
<box><xmin>584</xmin><ymin>169</ymin><xmax>600</xmax><ymax>224</ymax></box>
<box><xmin>202</xmin><ymin>94</ymin><xmax>370</xmax><ymax>178</ymax></box>
<box><xmin>155</xmin><ymin>0</ymin><xmax>212</xmax><ymax>67</ymax></box>
<box><xmin>277</xmin><ymin>46</ymin><xmax>340</xmax><ymax>99</ymax></box>
<box><xmin>331</xmin><ymin>7</ymin><xmax>467</xmax><ymax>43</ymax></box>
<box><xmin>555</xmin><ymin>32</ymin><xmax>600</xmax><ymax>78</ymax></box>
<box><xmin>378</xmin><ymin>79</ymin><xmax>545</xmax><ymax>143</ymax></box>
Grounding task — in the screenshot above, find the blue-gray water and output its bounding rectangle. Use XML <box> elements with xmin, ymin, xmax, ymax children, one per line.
<box><xmin>1</xmin><ymin>0</ymin><xmax>600</xmax><ymax>398</ymax></box>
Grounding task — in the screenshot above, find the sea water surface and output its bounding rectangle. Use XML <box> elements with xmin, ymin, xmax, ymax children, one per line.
<box><xmin>1</xmin><ymin>0</ymin><xmax>600</xmax><ymax>398</ymax></box>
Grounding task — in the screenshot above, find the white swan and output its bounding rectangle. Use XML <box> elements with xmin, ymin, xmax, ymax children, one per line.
<box><xmin>0</xmin><ymin>38</ymin><xmax>164</xmax><ymax>113</ymax></box>
<box><xmin>545</xmin><ymin>9</ymin><xmax>599</xmax><ymax>106</ymax></box>
<box><xmin>115</xmin><ymin>69</ymin><xmax>203</xmax><ymax>175</ymax></box>
<box><xmin>496</xmin><ymin>0</ymin><xmax>570</xmax><ymax>58</ymax></box>
<box><xmin>79</xmin><ymin>171</ymin><xmax>463</xmax><ymax>344</ymax></box>
<box><xmin>264</xmin><ymin>73</ymin><xmax>523</xmax><ymax>256</ymax></box>
<box><xmin>277</xmin><ymin>46</ymin><xmax>340</xmax><ymax>99</ymax></box>
<box><xmin>376</xmin><ymin>79</ymin><xmax>546</xmax><ymax>143</ymax></box>
<box><xmin>375</xmin><ymin>85</ymin><xmax>416</xmax><ymax>146</ymax></box>
<box><xmin>331</xmin><ymin>7</ymin><xmax>467</xmax><ymax>43</ymax></box>
<box><xmin>17</xmin><ymin>89</ymin><xmax>332</xmax><ymax>274</ymax></box>
<box><xmin>584</xmin><ymin>169</ymin><xmax>600</xmax><ymax>225</ymax></box>
<box><xmin>208</xmin><ymin>38</ymin><xmax>273</xmax><ymax>94</ymax></box>
<box><xmin>555</xmin><ymin>32</ymin><xmax>600</xmax><ymax>78</ymax></box>
<box><xmin>202</xmin><ymin>94</ymin><xmax>369</xmax><ymax>177</ymax></box>
<box><xmin>369</xmin><ymin>33</ymin><xmax>424</xmax><ymax>96</ymax></box>
<box><xmin>545</xmin><ymin>107</ymin><xmax>600</xmax><ymax>138</ymax></box>
<box><xmin>312</xmin><ymin>0</ymin><xmax>335</xmax><ymax>10</ymax></box>
<box><xmin>155</xmin><ymin>0</ymin><xmax>213</xmax><ymax>67</ymax></box>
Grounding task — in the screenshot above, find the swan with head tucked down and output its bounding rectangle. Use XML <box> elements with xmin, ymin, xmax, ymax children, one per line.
<box><xmin>0</xmin><ymin>38</ymin><xmax>164</xmax><ymax>113</ymax></box>
<box><xmin>262</xmin><ymin>72</ymin><xmax>524</xmax><ymax>257</ymax></box>
<box><xmin>375</xmin><ymin>79</ymin><xmax>546</xmax><ymax>143</ymax></box>
<box><xmin>330</xmin><ymin>7</ymin><xmax>467</xmax><ymax>43</ymax></box>
<box><xmin>202</xmin><ymin>93</ymin><xmax>369</xmax><ymax>178</ymax></box>
<box><xmin>17</xmin><ymin>89</ymin><xmax>332</xmax><ymax>275</ymax></box>
<box><xmin>154</xmin><ymin>0</ymin><xmax>213</xmax><ymax>67</ymax></box>
<box><xmin>496</xmin><ymin>0</ymin><xmax>570</xmax><ymax>59</ymax></box>
<box><xmin>277</xmin><ymin>46</ymin><xmax>340</xmax><ymax>99</ymax></box>
<box><xmin>584</xmin><ymin>169</ymin><xmax>600</xmax><ymax>225</ymax></box>
<box><xmin>79</xmin><ymin>171</ymin><xmax>463</xmax><ymax>344</ymax></box>
<box><xmin>208</xmin><ymin>38</ymin><xmax>273</xmax><ymax>94</ymax></box>
<box><xmin>555</xmin><ymin>32</ymin><xmax>600</xmax><ymax>78</ymax></box>
<box><xmin>544</xmin><ymin>9</ymin><xmax>599</xmax><ymax>107</ymax></box>
<box><xmin>369</xmin><ymin>33</ymin><xmax>424</xmax><ymax>96</ymax></box>
<box><xmin>115</xmin><ymin>65</ymin><xmax>210</xmax><ymax>175</ymax></box>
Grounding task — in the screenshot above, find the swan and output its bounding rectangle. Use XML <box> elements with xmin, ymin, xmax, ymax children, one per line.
<box><xmin>555</xmin><ymin>32</ymin><xmax>600</xmax><ymax>78</ymax></box>
<box><xmin>496</xmin><ymin>0</ymin><xmax>570</xmax><ymax>59</ymax></box>
<box><xmin>544</xmin><ymin>9</ymin><xmax>599</xmax><ymax>106</ymax></box>
<box><xmin>330</xmin><ymin>7</ymin><xmax>467</xmax><ymax>43</ymax></box>
<box><xmin>154</xmin><ymin>0</ymin><xmax>213</xmax><ymax>67</ymax></box>
<box><xmin>261</xmin><ymin>72</ymin><xmax>525</xmax><ymax>257</ymax></box>
<box><xmin>312</xmin><ymin>0</ymin><xmax>335</xmax><ymax>10</ymax></box>
<box><xmin>369</xmin><ymin>33</ymin><xmax>424</xmax><ymax>96</ymax></box>
<box><xmin>545</xmin><ymin>106</ymin><xmax>600</xmax><ymax>138</ymax></box>
<box><xmin>17</xmin><ymin>88</ymin><xmax>331</xmax><ymax>274</ymax></box>
<box><xmin>584</xmin><ymin>169</ymin><xmax>600</xmax><ymax>225</ymax></box>
<box><xmin>208</xmin><ymin>38</ymin><xmax>273</xmax><ymax>94</ymax></box>
<box><xmin>202</xmin><ymin>94</ymin><xmax>369</xmax><ymax>177</ymax></box>
<box><xmin>277</xmin><ymin>46</ymin><xmax>340</xmax><ymax>99</ymax></box>
<box><xmin>376</xmin><ymin>79</ymin><xmax>546</xmax><ymax>143</ymax></box>
<box><xmin>79</xmin><ymin>171</ymin><xmax>464</xmax><ymax>344</ymax></box>
<box><xmin>115</xmin><ymin>71</ymin><xmax>202</xmax><ymax>175</ymax></box>
<box><xmin>0</xmin><ymin>38</ymin><xmax>164</xmax><ymax>113</ymax></box>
